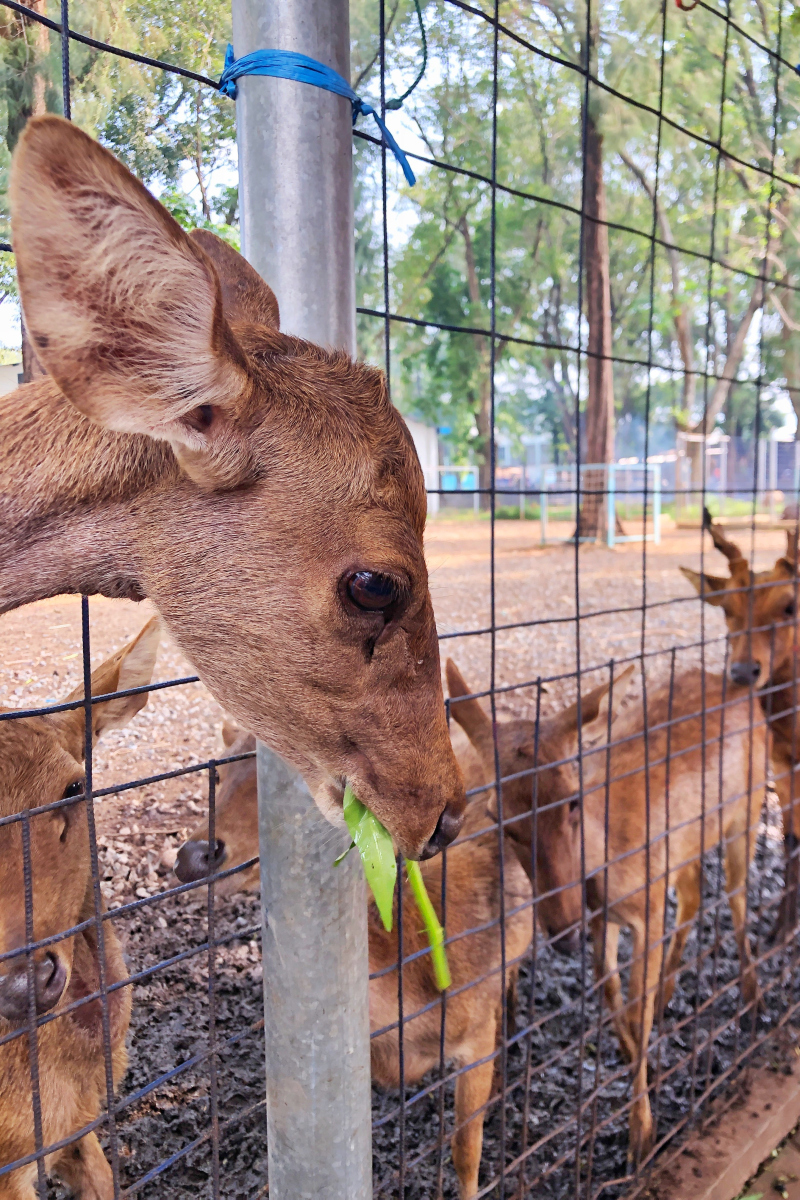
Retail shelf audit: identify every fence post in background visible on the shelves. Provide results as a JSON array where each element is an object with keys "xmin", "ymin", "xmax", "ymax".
[
  {"xmin": 758, "ymin": 437, "xmax": 767, "ymax": 511},
  {"xmin": 653, "ymin": 464, "xmax": 661, "ymax": 545},
  {"xmin": 607, "ymin": 463, "xmax": 616, "ymax": 549},
  {"xmin": 231, "ymin": 1, "xmax": 373, "ymax": 1197}
]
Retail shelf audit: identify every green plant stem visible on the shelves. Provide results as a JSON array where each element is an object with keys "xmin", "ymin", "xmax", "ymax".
[{"xmin": 404, "ymin": 859, "xmax": 451, "ymax": 991}]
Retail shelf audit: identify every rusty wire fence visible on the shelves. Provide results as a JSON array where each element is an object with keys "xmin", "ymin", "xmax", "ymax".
[{"xmin": 2, "ymin": 1, "xmax": 800, "ymax": 1199}]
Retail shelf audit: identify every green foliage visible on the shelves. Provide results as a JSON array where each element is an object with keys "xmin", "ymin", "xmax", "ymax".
[
  {"xmin": 340, "ymin": 785, "xmax": 397, "ymax": 932},
  {"xmin": 0, "ymin": 0, "xmax": 235, "ymax": 276},
  {"xmin": 351, "ymin": 0, "xmax": 798, "ymax": 457}
]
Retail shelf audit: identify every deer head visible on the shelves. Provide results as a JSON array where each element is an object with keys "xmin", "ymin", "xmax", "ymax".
[
  {"xmin": 445, "ymin": 661, "xmax": 632, "ymax": 954},
  {"xmin": 174, "ymin": 723, "xmax": 261, "ymax": 897},
  {"xmin": 0, "ymin": 619, "xmax": 159, "ymax": 1026},
  {"xmin": 7, "ymin": 116, "xmax": 464, "ymax": 858},
  {"xmin": 681, "ymin": 508, "xmax": 799, "ymax": 687}
]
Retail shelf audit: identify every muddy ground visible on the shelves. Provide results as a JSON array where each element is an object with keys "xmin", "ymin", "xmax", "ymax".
[{"xmin": 3, "ymin": 520, "xmax": 798, "ymax": 1198}]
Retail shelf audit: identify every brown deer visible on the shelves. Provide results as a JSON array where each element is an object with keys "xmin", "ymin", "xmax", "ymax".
[
  {"xmin": 445, "ymin": 660, "xmax": 766, "ymax": 1166},
  {"xmin": 2, "ymin": 114, "xmax": 464, "ymax": 859},
  {"xmin": 175, "ymin": 720, "xmax": 532, "ymax": 1200},
  {"xmin": 681, "ymin": 508, "xmax": 800, "ymax": 932},
  {"xmin": 0, "ymin": 618, "xmax": 160, "ymax": 1199}
]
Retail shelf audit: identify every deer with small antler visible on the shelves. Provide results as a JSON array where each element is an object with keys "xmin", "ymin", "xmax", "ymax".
[{"xmin": 682, "ymin": 508, "xmax": 799, "ymax": 933}]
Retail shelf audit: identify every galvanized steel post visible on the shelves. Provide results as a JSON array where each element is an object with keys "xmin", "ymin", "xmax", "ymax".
[{"xmin": 231, "ymin": 1, "xmax": 372, "ymax": 1196}]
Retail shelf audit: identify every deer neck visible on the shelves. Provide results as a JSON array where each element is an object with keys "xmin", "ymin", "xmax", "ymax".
[{"xmin": 0, "ymin": 379, "xmax": 177, "ymax": 612}]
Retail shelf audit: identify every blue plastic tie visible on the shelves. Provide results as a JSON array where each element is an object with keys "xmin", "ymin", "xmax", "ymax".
[{"xmin": 218, "ymin": 45, "xmax": 416, "ymax": 187}]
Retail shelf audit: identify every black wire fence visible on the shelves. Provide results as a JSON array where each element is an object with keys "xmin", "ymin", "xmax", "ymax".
[{"xmin": 2, "ymin": 1, "xmax": 800, "ymax": 1198}]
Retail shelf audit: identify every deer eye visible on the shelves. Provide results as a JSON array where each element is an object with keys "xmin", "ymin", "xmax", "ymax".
[
  {"xmin": 345, "ymin": 571, "xmax": 402, "ymax": 613},
  {"xmin": 785, "ymin": 601, "xmax": 796, "ymax": 618},
  {"xmin": 63, "ymin": 780, "xmax": 84, "ymax": 800}
]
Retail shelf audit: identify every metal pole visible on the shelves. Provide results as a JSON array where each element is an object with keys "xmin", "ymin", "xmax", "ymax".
[
  {"xmin": 232, "ymin": 3, "xmax": 372, "ymax": 1198},
  {"xmin": 607, "ymin": 463, "xmax": 616, "ymax": 549},
  {"xmin": 653, "ymin": 464, "xmax": 661, "ymax": 545}
]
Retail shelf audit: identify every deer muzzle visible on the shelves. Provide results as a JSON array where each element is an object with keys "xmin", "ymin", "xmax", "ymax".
[
  {"xmin": 0, "ymin": 951, "xmax": 67, "ymax": 1022},
  {"xmin": 730, "ymin": 658, "xmax": 761, "ymax": 686},
  {"xmin": 174, "ymin": 838, "xmax": 228, "ymax": 883}
]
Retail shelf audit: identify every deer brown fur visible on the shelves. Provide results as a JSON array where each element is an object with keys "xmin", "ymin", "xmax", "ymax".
[
  {"xmin": 446, "ymin": 660, "xmax": 766, "ymax": 1165},
  {"xmin": 0, "ymin": 619, "xmax": 160, "ymax": 1199},
  {"xmin": 2, "ymin": 115, "xmax": 464, "ymax": 858},
  {"xmin": 175, "ymin": 722, "xmax": 532, "ymax": 1200},
  {"xmin": 682, "ymin": 509, "xmax": 800, "ymax": 930}
]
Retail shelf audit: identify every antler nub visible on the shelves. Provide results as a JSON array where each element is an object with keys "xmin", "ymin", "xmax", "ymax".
[{"xmin": 703, "ymin": 506, "xmax": 745, "ymax": 565}]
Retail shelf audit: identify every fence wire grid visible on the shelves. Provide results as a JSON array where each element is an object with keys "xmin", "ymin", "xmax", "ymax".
[{"xmin": 2, "ymin": 1, "xmax": 800, "ymax": 1199}]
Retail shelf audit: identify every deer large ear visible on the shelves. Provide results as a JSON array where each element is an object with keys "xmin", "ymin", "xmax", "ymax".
[
  {"xmin": 53, "ymin": 617, "xmax": 161, "ymax": 752},
  {"xmin": 446, "ymin": 659, "xmax": 493, "ymax": 753},
  {"xmin": 10, "ymin": 117, "xmax": 257, "ymax": 489},
  {"xmin": 680, "ymin": 565, "xmax": 732, "ymax": 607},
  {"xmin": 190, "ymin": 230, "xmax": 280, "ymax": 329},
  {"xmin": 556, "ymin": 663, "xmax": 635, "ymax": 749}
]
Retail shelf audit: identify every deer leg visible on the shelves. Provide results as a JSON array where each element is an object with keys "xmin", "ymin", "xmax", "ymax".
[
  {"xmin": 658, "ymin": 862, "xmax": 700, "ymax": 1017},
  {"xmin": 452, "ymin": 1018, "xmax": 498, "ymax": 1200},
  {"xmin": 772, "ymin": 762, "xmax": 800, "ymax": 940},
  {"xmin": 591, "ymin": 919, "xmax": 637, "ymax": 1061},
  {"xmin": 725, "ymin": 830, "xmax": 760, "ymax": 1012},
  {"xmin": 506, "ymin": 970, "xmax": 518, "ymax": 1035},
  {"xmin": 492, "ymin": 969, "xmax": 519, "ymax": 1095},
  {"xmin": 52, "ymin": 1132, "xmax": 113, "ymax": 1200},
  {"xmin": 625, "ymin": 923, "xmax": 662, "ymax": 1167}
]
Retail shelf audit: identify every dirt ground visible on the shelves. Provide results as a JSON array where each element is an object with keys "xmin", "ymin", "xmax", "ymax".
[{"xmin": 2, "ymin": 518, "xmax": 797, "ymax": 1198}]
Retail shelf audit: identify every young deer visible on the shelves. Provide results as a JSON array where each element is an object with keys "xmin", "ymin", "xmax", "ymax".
[
  {"xmin": 0, "ymin": 618, "xmax": 160, "ymax": 1199},
  {"xmin": 3, "ymin": 115, "xmax": 464, "ymax": 858},
  {"xmin": 682, "ymin": 509, "xmax": 800, "ymax": 932},
  {"xmin": 175, "ymin": 722, "xmax": 532, "ymax": 1200},
  {"xmin": 446, "ymin": 660, "xmax": 766, "ymax": 1166}
]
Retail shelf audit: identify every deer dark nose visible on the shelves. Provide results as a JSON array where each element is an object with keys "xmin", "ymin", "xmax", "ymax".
[
  {"xmin": 730, "ymin": 659, "xmax": 761, "ymax": 686},
  {"xmin": 174, "ymin": 838, "xmax": 227, "ymax": 883},
  {"xmin": 419, "ymin": 804, "xmax": 464, "ymax": 860},
  {"xmin": 0, "ymin": 952, "xmax": 67, "ymax": 1021}
]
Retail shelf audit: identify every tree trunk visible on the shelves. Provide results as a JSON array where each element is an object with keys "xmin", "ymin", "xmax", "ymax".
[
  {"xmin": 618, "ymin": 150, "xmax": 696, "ymax": 416},
  {"xmin": 576, "ymin": 109, "xmax": 615, "ymax": 541},
  {"xmin": 691, "ymin": 277, "xmax": 763, "ymax": 436},
  {"xmin": 459, "ymin": 216, "xmax": 493, "ymax": 510}
]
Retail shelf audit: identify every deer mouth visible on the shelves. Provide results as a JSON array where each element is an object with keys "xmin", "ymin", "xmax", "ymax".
[
  {"xmin": 66, "ymin": 928, "xmax": 128, "ymax": 1042},
  {"xmin": 314, "ymin": 777, "xmax": 348, "ymax": 827}
]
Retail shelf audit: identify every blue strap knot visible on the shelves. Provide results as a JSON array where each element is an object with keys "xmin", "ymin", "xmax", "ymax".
[{"xmin": 218, "ymin": 45, "xmax": 416, "ymax": 187}]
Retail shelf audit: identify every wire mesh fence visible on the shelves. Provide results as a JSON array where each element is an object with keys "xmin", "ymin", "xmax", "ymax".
[{"xmin": 2, "ymin": 0, "xmax": 800, "ymax": 1198}]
